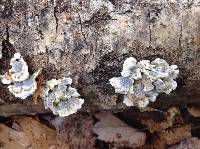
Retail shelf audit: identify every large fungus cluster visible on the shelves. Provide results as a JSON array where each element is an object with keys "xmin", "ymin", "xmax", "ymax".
[
  {"xmin": 0, "ymin": 53, "xmax": 40, "ymax": 99},
  {"xmin": 41, "ymin": 78, "xmax": 84, "ymax": 117},
  {"xmin": 109, "ymin": 57, "xmax": 179, "ymax": 108}
]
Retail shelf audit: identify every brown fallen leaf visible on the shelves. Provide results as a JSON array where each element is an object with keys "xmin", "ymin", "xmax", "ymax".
[
  {"xmin": 0, "ymin": 117, "xmax": 69, "ymax": 149},
  {"xmin": 187, "ymin": 106, "xmax": 200, "ymax": 117},
  {"xmin": 145, "ymin": 125, "xmax": 192, "ymax": 149},
  {"xmin": 11, "ymin": 120, "xmax": 22, "ymax": 131},
  {"xmin": 142, "ymin": 107, "xmax": 183, "ymax": 133},
  {"xmin": 49, "ymin": 114, "xmax": 95, "ymax": 149},
  {"xmin": 168, "ymin": 137, "xmax": 200, "ymax": 149},
  {"xmin": 93, "ymin": 112, "xmax": 146, "ymax": 148},
  {"xmin": 0, "ymin": 123, "xmax": 30, "ymax": 149},
  {"xmin": 158, "ymin": 124, "xmax": 192, "ymax": 145},
  {"xmin": 138, "ymin": 108, "xmax": 192, "ymax": 148}
]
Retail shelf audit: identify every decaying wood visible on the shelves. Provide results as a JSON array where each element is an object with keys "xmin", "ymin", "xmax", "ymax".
[
  {"xmin": 0, "ymin": 0, "xmax": 200, "ymax": 116},
  {"xmin": 0, "ymin": 83, "xmax": 199, "ymax": 117}
]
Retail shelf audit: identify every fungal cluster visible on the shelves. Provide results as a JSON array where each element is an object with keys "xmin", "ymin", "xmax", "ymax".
[
  {"xmin": 0, "ymin": 52, "xmax": 179, "ymax": 116},
  {"xmin": 41, "ymin": 78, "xmax": 84, "ymax": 117},
  {"xmin": 109, "ymin": 57, "xmax": 179, "ymax": 108},
  {"xmin": 0, "ymin": 53, "xmax": 40, "ymax": 99}
]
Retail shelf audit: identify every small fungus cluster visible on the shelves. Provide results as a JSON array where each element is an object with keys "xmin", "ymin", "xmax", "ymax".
[
  {"xmin": 109, "ymin": 57, "xmax": 179, "ymax": 108},
  {"xmin": 41, "ymin": 78, "xmax": 84, "ymax": 117},
  {"xmin": 0, "ymin": 53, "xmax": 40, "ymax": 99},
  {"xmin": 0, "ymin": 53, "xmax": 84, "ymax": 117}
]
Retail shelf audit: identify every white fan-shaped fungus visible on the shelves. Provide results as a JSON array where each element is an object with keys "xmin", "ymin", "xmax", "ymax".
[
  {"xmin": 0, "ymin": 53, "xmax": 40, "ymax": 99},
  {"xmin": 41, "ymin": 77, "xmax": 84, "ymax": 117},
  {"xmin": 109, "ymin": 57, "xmax": 179, "ymax": 109},
  {"xmin": 9, "ymin": 53, "xmax": 29, "ymax": 82}
]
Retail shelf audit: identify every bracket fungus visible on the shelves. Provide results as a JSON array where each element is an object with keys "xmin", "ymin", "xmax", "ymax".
[
  {"xmin": 41, "ymin": 77, "xmax": 84, "ymax": 117},
  {"xmin": 0, "ymin": 53, "xmax": 40, "ymax": 99},
  {"xmin": 109, "ymin": 57, "xmax": 179, "ymax": 109}
]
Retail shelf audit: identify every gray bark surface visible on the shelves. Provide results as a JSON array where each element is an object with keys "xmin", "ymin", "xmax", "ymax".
[{"xmin": 0, "ymin": 0, "xmax": 200, "ymax": 116}]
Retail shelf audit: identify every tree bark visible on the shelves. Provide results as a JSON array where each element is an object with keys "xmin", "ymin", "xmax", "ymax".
[{"xmin": 0, "ymin": 0, "xmax": 200, "ymax": 116}]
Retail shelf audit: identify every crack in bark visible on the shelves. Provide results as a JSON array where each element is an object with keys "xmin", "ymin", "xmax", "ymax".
[
  {"xmin": 5, "ymin": 25, "xmax": 9, "ymax": 41},
  {"xmin": 83, "ymin": 10, "xmax": 116, "ymax": 27},
  {"xmin": 147, "ymin": 9, "xmax": 152, "ymax": 47},
  {"xmin": 53, "ymin": 6, "xmax": 58, "ymax": 32},
  {"xmin": 179, "ymin": 23, "xmax": 183, "ymax": 50},
  {"xmin": 116, "ymin": 10, "xmax": 133, "ymax": 15},
  {"xmin": 78, "ymin": 12, "xmax": 87, "ymax": 45},
  {"xmin": 1, "ymin": 25, "xmax": 15, "ymax": 71}
]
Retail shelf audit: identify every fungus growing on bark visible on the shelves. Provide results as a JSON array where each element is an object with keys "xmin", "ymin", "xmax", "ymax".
[
  {"xmin": 41, "ymin": 77, "xmax": 84, "ymax": 117},
  {"xmin": 109, "ymin": 57, "xmax": 179, "ymax": 109},
  {"xmin": 0, "ymin": 53, "xmax": 40, "ymax": 99}
]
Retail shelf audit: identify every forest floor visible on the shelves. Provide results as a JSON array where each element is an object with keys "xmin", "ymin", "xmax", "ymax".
[{"xmin": 0, "ymin": 104, "xmax": 199, "ymax": 149}]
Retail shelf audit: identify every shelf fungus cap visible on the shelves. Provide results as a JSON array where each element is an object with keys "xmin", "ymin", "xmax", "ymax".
[
  {"xmin": 41, "ymin": 77, "xmax": 84, "ymax": 117},
  {"xmin": 7, "ymin": 70, "xmax": 40, "ymax": 99},
  {"xmin": 123, "ymin": 95, "xmax": 134, "ymax": 107},
  {"xmin": 0, "ymin": 53, "xmax": 41, "ymax": 99},
  {"xmin": 110, "ymin": 57, "xmax": 179, "ymax": 109},
  {"xmin": 121, "ymin": 57, "xmax": 142, "ymax": 80},
  {"xmin": 9, "ymin": 53, "xmax": 29, "ymax": 82},
  {"xmin": 109, "ymin": 77, "xmax": 134, "ymax": 94}
]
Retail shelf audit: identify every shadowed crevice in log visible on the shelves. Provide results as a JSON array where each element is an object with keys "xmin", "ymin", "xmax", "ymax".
[{"xmin": 0, "ymin": 80, "xmax": 199, "ymax": 117}]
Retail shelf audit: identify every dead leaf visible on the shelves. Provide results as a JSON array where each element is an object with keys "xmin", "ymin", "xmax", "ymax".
[
  {"xmin": 142, "ymin": 107, "xmax": 183, "ymax": 133},
  {"xmin": 0, "ymin": 123, "xmax": 30, "ymax": 149},
  {"xmin": 0, "ymin": 117, "xmax": 69, "ymax": 149},
  {"xmin": 49, "ymin": 114, "xmax": 95, "ymax": 149},
  {"xmin": 93, "ymin": 112, "xmax": 146, "ymax": 148},
  {"xmin": 158, "ymin": 125, "xmax": 192, "ymax": 145},
  {"xmin": 11, "ymin": 120, "xmax": 22, "ymax": 131},
  {"xmin": 147, "ymin": 125, "xmax": 192, "ymax": 148},
  {"xmin": 187, "ymin": 106, "xmax": 200, "ymax": 117},
  {"xmin": 168, "ymin": 137, "xmax": 200, "ymax": 149}
]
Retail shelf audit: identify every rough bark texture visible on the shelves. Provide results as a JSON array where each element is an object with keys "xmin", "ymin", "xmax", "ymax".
[{"xmin": 0, "ymin": 0, "xmax": 200, "ymax": 116}]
